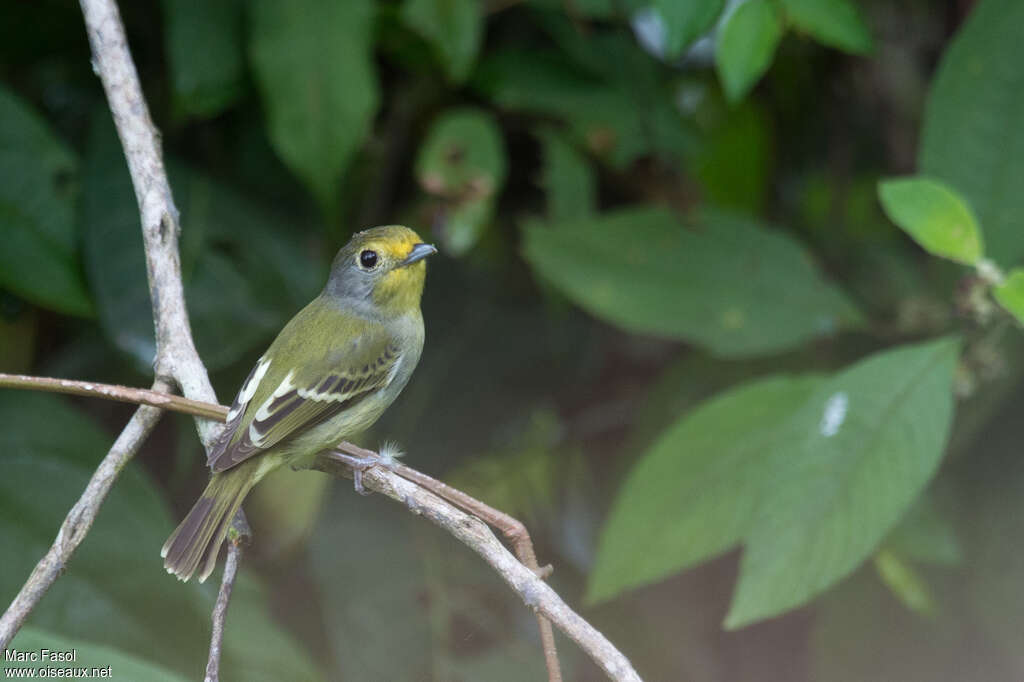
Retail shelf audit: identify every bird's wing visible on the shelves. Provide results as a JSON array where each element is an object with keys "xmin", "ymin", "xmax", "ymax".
[{"xmin": 207, "ymin": 308, "xmax": 401, "ymax": 473}]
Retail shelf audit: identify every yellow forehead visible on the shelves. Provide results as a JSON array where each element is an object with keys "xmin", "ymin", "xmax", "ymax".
[{"xmin": 354, "ymin": 225, "xmax": 424, "ymax": 261}]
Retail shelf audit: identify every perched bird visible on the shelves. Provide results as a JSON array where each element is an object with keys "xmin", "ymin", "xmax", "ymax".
[{"xmin": 162, "ymin": 225, "xmax": 436, "ymax": 582}]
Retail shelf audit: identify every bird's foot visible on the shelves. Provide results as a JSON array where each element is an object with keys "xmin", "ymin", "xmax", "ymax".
[
  {"xmin": 331, "ymin": 450, "xmax": 379, "ymax": 496},
  {"xmin": 332, "ymin": 445, "xmax": 401, "ymax": 496}
]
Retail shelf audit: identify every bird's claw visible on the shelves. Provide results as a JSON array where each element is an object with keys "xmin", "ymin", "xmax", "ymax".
[{"xmin": 332, "ymin": 449, "xmax": 382, "ymax": 496}]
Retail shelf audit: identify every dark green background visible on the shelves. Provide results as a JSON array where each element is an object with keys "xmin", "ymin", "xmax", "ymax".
[{"xmin": 2, "ymin": 0, "xmax": 1023, "ymax": 680}]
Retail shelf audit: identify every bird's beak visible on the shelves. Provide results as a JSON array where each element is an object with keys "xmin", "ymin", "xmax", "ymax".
[{"xmin": 401, "ymin": 243, "xmax": 438, "ymax": 266}]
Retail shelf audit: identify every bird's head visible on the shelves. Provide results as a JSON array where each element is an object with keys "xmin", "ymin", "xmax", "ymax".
[{"xmin": 325, "ymin": 225, "xmax": 437, "ymax": 315}]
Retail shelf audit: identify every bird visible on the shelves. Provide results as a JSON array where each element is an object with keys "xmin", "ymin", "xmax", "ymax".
[{"xmin": 162, "ymin": 225, "xmax": 436, "ymax": 582}]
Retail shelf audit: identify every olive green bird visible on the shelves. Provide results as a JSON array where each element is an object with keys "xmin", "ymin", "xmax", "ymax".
[{"xmin": 162, "ymin": 225, "xmax": 436, "ymax": 582}]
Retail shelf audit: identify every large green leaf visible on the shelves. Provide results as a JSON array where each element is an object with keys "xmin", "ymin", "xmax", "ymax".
[
  {"xmin": 0, "ymin": 87, "xmax": 91, "ymax": 316},
  {"xmin": 878, "ymin": 176, "xmax": 984, "ymax": 265},
  {"xmin": 80, "ymin": 112, "xmax": 320, "ymax": 369},
  {"xmin": 161, "ymin": 0, "xmax": 244, "ymax": 117},
  {"xmin": 920, "ymin": 0, "xmax": 1024, "ymax": 267},
  {"xmin": 780, "ymin": 0, "xmax": 873, "ymax": 54},
  {"xmin": 249, "ymin": 0, "xmax": 378, "ymax": 209},
  {"xmin": 727, "ymin": 337, "xmax": 959, "ymax": 627},
  {"xmin": 79, "ymin": 111, "xmax": 155, "ymax": 365},
  {"xmin": 654, "ymin": 0, "xmax": 724, "ymax": 57},
  {"xmin": 588, "ymin": 338, "xmax": 959, "ymax": 628},
  {"xmin": 8, "ymin": 628, "xmax": 188, "ymax": 681},
  {"xmin": 522, "ymin": 206, "xmax": 861, "ymax": 357},
  {"xmin": 588, "ymin": 374, "xmax": 825, "ymax": 603},
  {"xmin": 401, "ymin": 0, "xmax": 483, "ymax": 83},
  {"xmin": 715, "ymin": 0, "xmax": 784, "ymax": 102},
  {"xmin": 0, "ymin": 392, "xmax": 322, "ymax": 680}
]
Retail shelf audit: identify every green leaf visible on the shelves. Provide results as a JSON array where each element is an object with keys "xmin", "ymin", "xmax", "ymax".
[
  {"xmin": 588, "ymin": 374, "xmax": 825, "ymax": 603},
  {"xmin": 80, "ymin": 111, "xmax": 155, "ymax": 365},
  {"xmin": 654, "ymin": 0, "xmax": 725, "ymax": 57},
  {"xmin": 162, "ymin": 0, "xmax": 244, "ymax": 117},
  {"xmin": 401, "ymin": 0, "xmax": 483, "ymax": 83},
  {"xmin": 8, "ymin": 628, "xmax": 188, "ymax": 681},
  {"xmin": 475, "ymin": 35, "xmax": 695, "ymax": 168},
  {"xmin": 81, "ymin": 112, "xmax": 320, "ymax": 369},
  {"xmin": 727, "ymin": 337, "xmax": 960, "ymax": 627},
  {"xmin": 415, "ymin": 108, "xmax": 506, "ymax": 255},
  {"xmin": 537, "ymin": 129, "xmax": 596, "ymax": 221},
  {"xmin": 589, "ymin": 338, "xmax": 959, "ymax": 625},
  {"xmin": 416, "ymin": 108, "xmax": 507, "ymax": 199},
  {"xmin": 993, "ymin": 268, "xmax": 1024, "ymax": 324},
  {"xmin": 920, "ymin": 0, "xmax": 1024, "ymax": 266},
  {"xmin": 872, "ymin": 549, "xmax": 935, "ymax": 615},
  {"xmin": 249, "ymin": 0, "xmax": 378, "ymax": 210},
  {"xmin": 715, "ymin": 0, "xmax": 784, "ymax": 102},
  {"xmin": 0, "ymin": 87, "xmax": 92, "ymax": 316},
  {"xmin": 881, "ymin": 493, "xmax": 961, "ymax": 567},
  {"xmin": 780, "ymin": 0, "xmax": 873, "ymax": 54},
  {"xmin": 0, "ymin": 393, "xmax": 323, "ymax": 680},
  {"xmin": 878, "ymin": 176, "xmax": 984, "ymax": 265},
  {"xmin": 522, "ymin": 206, "xmax": 861, "ymax": 357}
]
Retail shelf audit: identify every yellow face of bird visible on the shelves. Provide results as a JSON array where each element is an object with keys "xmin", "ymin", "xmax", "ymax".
[{"xmin": 327, "ymin": 225, "xmax": 437, "ymax": 314}]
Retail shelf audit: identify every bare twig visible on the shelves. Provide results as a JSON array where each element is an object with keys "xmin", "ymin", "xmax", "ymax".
[
  {"xmin": 314, "ymin": 451, "xmax": 642, "ymax": 682},
  {"xmin": 0, "ymin": 373, "xmax": 640, "ymax": 680},
  {"xmin": 2, "ymin": 1, "xmax": 640, "ymax": 679},
  {"xmin": 79, "ymin": 0, "xmax": 220, "ymax": 429},
  {"xmin": 205, "ymin": 512, "xmax": 251, "ymax": 682},
  {"xmin": 0, "ymin": 382, "xmax": 169, "ymax": 648},
  {"xmin": 1, "ymin": 0, "xmax": 239, "ymax": 658},
  {"xmin": 77, "ymin": 1, "xmax": 253, "ymax": 674},
  {"xmin": 0, "ymin": 373, "xmax": 229, "ymax": 421},
  {"xmin": 336, "ymin": 442, "xmax": 562, "ymax": 682}
]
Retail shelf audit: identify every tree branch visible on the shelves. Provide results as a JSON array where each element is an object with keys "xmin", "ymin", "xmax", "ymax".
[
  {"xmin": 0, "ymin": 373, "xmax": 229, "ymax": 421},
  {"xmin": 0, "ymin": 373, "xmax": 641, "ymax": 681},
  {"xmin": 0, "ymin": 381, "xmax": 169, "ymax": 648},
  {"xmin": 1, "ymin": 0, "xmax": 238, "ymax": 659},
  {"xmin": 205, "ymin": 513, "xmax": 250, "ymax": 682},
  {"xmin": 314, "ymin": 451, "xmax": 642, "ymax": 682},
  {"xmin": 336, "ymin": 442, "xmax": 562, "ymax": 680},
  {"xmin": 78, "ymin": 0, "xmax": 219, "ymax": 430},
  {"xmin": 1, "ymin": 1, "xmax": 639, "ymax": 680}
]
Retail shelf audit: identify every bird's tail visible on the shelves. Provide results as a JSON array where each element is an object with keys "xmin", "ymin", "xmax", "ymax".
[{"xmin": 161, "ymin": 465, "xmax": 255, "ymax": 583}]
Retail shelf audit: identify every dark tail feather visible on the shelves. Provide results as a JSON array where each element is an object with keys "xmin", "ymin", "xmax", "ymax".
[{"xmin": 161, "ymin": 468, "xmax": 254, "ymax": 583}]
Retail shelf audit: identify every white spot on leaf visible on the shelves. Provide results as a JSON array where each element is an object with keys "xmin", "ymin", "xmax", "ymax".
[{"xmin": 820, "ymin": 391, "xmax": 848, "ymax": 438}]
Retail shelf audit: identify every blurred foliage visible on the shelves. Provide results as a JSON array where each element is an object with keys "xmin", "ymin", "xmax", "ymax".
[{"xmin": 1, "ymin": 0, "xmax": 1024, "ymax": 680}]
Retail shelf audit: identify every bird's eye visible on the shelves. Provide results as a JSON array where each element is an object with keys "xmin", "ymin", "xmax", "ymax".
[{"xmin": 359, "ymin": 250, "xmax": 379, "ymax": 269}]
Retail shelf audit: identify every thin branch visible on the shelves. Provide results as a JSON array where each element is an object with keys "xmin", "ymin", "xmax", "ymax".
[
  {"xmin": 205, "ymin": 512, "xmax": 251, "ymax": 682},
  {"xmin": 0, "ymin": 374, "xmax": 641, "ymax": 680},
  {"xmin": 336, "ymin": 442, "xmax": 561, "ymax": 681},
  {"xmin": 79, "ymin": 0, "xmax": 220, "ymax": 430},
  {"xmin": 314, "ymin": 451, "xmax": 642, "ymax": 682},
  {"xmin": 1, "ymin": 0, "xmax": 240, "ymax": 659},
  {"xmin": 0, "ymin": 381, "xmax": 170, "ymax": 648},
  {"xmin": 0, "ymin": 373, "xmax": 229, "ymax": 421},
  {"xmin": 3, "ymin": 2, "xmax": 638, "ymax": 679}
]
